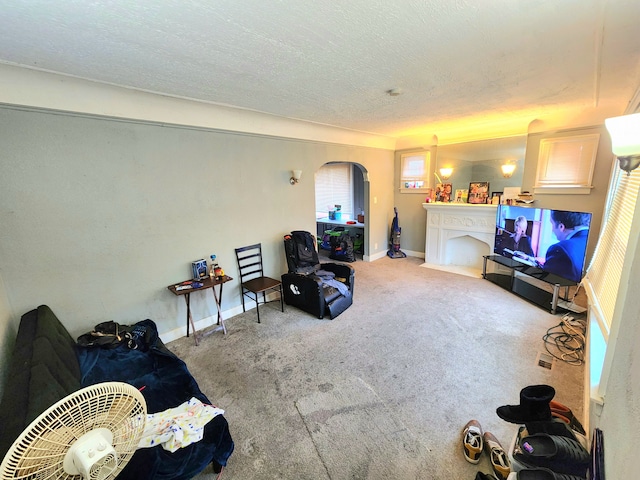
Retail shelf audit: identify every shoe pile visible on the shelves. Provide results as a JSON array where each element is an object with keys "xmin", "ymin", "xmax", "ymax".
[
  {"xmin": 498, "ymin": 385, "xmax": 589, "ymax": 479},
  {"xmin": 462, "ymin": 385, "xmax": 589, "ymax": 480},
  {"xmin": 462, "ymin": 420, "xmax": 511, "ymax": 480}
]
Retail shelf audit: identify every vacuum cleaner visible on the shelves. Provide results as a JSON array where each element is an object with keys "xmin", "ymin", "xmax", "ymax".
[{"xmin": 387, "ymin": 207, "xmax": 407, "ymax": 258}]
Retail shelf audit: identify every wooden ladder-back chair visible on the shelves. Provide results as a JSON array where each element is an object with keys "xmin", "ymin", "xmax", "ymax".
[{"xmin": 234, "ymin": 243, "xmax": 284, "ymax": 323}]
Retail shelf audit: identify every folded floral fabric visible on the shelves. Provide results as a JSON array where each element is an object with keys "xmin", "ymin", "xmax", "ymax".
[{"xmin": 138, "ymin": 397, "xmax": 225, "ymax": 452}]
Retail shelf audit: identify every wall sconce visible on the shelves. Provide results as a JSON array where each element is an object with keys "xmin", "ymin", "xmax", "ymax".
[
  {"xmin": 501, "ymin": 164, "xmax": 516, "ymax": 178},
  {"xmin": 290, "ymin": 170, "xmax": 302, "ymax": 185},
  {"xmin": 605, "ymin": 112, "xmax": 640, "ymax": 175},
  {"xmin": 439, "ymin": 167, "xmax": 453, "ymax": 180}
]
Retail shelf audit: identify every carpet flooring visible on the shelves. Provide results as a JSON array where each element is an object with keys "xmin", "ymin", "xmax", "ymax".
[{"xmin": 168, "ymin": 255, "xmax": 585, "ymax": 479}]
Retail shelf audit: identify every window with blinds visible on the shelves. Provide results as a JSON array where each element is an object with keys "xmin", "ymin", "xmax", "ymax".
[
  {"xmin": 400, "ymin": 151, "xmax": 431, "ymax": 192},
  {"xmin": 585, "ymin": 166, "xmax": 640, "ymax": 331},
  {"xmin": 315, "ymin": 163, "xmax": 353, "ymax": 216},
  {"xmin": 534, "ymin": 134, "xmax": 599, "ymax": 194}
]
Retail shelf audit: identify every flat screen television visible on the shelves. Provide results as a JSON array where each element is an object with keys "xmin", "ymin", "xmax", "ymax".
[{"xmin": 494, "ymin": 205, "xmax": 593, "ymax": 284}]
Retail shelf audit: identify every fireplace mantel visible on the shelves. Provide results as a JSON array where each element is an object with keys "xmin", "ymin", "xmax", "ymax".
[{"xmin": 422, "ymin": 203, "xmax": 498, "ymax": 276}]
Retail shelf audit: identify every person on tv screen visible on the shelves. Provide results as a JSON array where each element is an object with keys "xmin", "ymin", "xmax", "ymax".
[
  {"xmin": 543, "ymin": 210, "xmax": 591, "ymax": 282},
  {"xmin": 502, "ymin": 216, "xmax": 534, "ymax": 260}
]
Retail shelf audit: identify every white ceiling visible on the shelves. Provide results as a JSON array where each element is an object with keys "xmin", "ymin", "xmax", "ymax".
[{"xmin": 1, "ymin": 0, "xmax": 639, "ymax": 141}]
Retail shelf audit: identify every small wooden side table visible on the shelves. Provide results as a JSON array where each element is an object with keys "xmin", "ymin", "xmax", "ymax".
[{"xmin": 167, "ymin": 275, "xmax": 232, "ymax": 345}]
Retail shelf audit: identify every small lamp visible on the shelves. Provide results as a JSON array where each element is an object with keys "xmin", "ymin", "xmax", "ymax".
[
  {"xmin": 501, "ymin": 164, "xmax": 516, "ymax": 178},
  {"xmin": 439, "ymin": 167, "xmax": 453, "ymax": 180},
  {"xmin": 605, "ymin": 113, "xmax": 640, "ymax": 176},
  {"xmin": 290, "ymin": 169, "xmax": 302, "ymax": 185}
]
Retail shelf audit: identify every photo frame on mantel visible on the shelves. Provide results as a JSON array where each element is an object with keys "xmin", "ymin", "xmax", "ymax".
[
  {"xmin": 468, "ymin": 182, "xmax": 489, "ymax": 204},
  {"xmin": 455, "ymin": 189, "xmax": 468, "ymax": 203}
]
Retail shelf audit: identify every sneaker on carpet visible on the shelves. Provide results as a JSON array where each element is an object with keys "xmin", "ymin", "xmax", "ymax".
[
  {"xmin": 483, "ymin": 431, "xmax": 511, "ymax": 480},
  {"xmin": 462, "ymin": 419, "xmax": 484, "ymax": 464}
]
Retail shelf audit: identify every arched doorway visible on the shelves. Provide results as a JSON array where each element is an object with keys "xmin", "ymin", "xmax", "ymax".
[{"xmin": 315, "ymin": 162, "xmax": 369, "ymax": 259}]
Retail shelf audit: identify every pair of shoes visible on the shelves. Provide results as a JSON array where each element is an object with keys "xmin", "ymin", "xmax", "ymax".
[
  {"xmin": 513, "ymin": 432, "xmax": 589, "ymax": 477},
  {"xmin": 506, "ymin": 467, "xmax": 586, "ymax": 479},
  {"xmin": 463, "ymin": 420, "xmax": 484, "ymax": 464},
  {"xmin": 462, "ymin": 420, "xmax": 511, "ymax": 479},
  {"xmin": 484, "ymin": 432, "xmax": 511, "ymax": 480}
]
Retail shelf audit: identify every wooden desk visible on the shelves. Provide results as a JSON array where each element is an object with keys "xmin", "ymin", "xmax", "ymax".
[{"xmin": 167, "ymin": 275, "xmax": 232, "ymax": 345}]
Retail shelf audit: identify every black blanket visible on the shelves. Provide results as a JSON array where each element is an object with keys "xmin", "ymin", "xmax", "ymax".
[{"xmin": 76, "ymin": 319, "xmax": 234, "ymax": 479}]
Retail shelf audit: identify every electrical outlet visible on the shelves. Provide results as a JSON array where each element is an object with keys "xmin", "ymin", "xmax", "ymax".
[{"xmin": 374, "ymin": 242, "xmax": 378, "ymax": 249}]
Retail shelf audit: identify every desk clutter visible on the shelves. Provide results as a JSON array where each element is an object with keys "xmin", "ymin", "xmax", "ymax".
[
  {"xmin": 175, "ymin": 280, "xmax": 203, "ymax": 291},
  {"xmin": 328, "ymin": 204, "xmax": 342, "ymax": 220},
  {"xmin": 168, "ymin": 257, "xmax": 233, "ymax": 343},
  {"xmin": 319, "ymin": 226, "xmax": 363, "ymax": 259}
]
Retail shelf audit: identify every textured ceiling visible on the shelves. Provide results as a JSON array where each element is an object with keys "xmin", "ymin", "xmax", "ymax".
[{"xmin": 1, "ymin": 0, "xmax": 639, "ymax": 140}]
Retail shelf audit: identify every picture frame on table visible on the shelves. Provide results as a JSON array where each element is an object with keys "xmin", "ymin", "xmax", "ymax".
[
  {"xmin": 468, "ymin": 182, "xmax": 490, "ymax": 204},
  {"xmin": 191, "ymin": 259, "xmax": 208, "ymax": 280},
  {"xmin": 491, "ymin": 191, "xmax": 503, "ymax": 205}
]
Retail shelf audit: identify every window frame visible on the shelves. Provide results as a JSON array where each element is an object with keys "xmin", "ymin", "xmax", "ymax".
[
  {"xmin": 400, "ymin": 150, "xmax": 432, "ymax": 193},
  {"xmin": 534, "ymin": 134, "xmax": 599, "ymax": 194}
]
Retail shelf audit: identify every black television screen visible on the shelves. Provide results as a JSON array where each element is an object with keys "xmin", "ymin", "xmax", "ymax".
[{"xmin": 494, "ymin": 205, "xmax": 593, "ymax": 284}]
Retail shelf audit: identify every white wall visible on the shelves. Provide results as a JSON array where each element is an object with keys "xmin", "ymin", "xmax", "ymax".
[{"xmin": 0, "ymin": 107, "xmax": 394, "ymax": 340}]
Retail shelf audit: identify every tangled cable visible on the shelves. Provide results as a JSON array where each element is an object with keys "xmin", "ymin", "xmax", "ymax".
[{"xmin": 542, "ymin": 313, "xmax": 587, "ymax": 366}]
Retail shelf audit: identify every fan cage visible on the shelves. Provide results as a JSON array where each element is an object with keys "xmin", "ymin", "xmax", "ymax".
[{"xmin": 1, "ymin": 382, "xmax": 146, "ymax": 480}]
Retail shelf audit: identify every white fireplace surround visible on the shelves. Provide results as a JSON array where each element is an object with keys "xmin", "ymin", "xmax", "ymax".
[{"xmin": 422, "ymin": 203, "xmax": 498, "ymax": 277}]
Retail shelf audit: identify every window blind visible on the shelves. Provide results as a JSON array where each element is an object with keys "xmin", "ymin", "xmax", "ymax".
[
  {"xmin": 400, "ymin": 151, "xmax": 431, "ymax": 190},
  {"xmin": 402, "ymin": 154, "xmax": 426, "ymax": 180},
  {"xmin": 315, "ymin": 163, "xmax": 353, "ymax": 216},
  {"xmin": 536, "ymin": 134, "xmax": 599, "ymax": 187},
  {"xmin": 585, "ymin": 163, "xmax": 640, "ymax": 329}
]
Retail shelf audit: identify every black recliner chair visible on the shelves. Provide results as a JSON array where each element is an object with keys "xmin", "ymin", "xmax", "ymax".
[{"xmin": 282, "ymin": 231, "xmax": 355, "ymax": 319}]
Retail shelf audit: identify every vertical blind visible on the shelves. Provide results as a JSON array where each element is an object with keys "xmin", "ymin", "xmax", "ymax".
[
  {"xmin": 585, "ymin": 162, "xmax": 640, "ymax": 329},
  {"xmin": 315, "ymin": 163, "xmax": 353, "ymax": 216}
]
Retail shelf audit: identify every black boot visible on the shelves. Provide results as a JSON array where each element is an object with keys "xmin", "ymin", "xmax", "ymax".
[{"xmin": 496, "ymin": 385, "xmax": 555, "ymax": 424}]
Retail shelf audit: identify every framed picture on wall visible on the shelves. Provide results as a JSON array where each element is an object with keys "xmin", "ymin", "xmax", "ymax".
[{"xmin": 468, "ymin": 182, "xmax": 490, "ymax": 204}]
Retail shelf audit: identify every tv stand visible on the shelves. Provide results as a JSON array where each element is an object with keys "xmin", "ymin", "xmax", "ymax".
[{"xmin": 482, "ymin": 255, "xmax": 575, "ymax": 314}]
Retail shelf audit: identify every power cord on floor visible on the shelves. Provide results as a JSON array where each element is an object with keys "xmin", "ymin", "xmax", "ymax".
[{"xmin": 542, "ymin": 313, "xmax": 587, "ymax": 366}]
